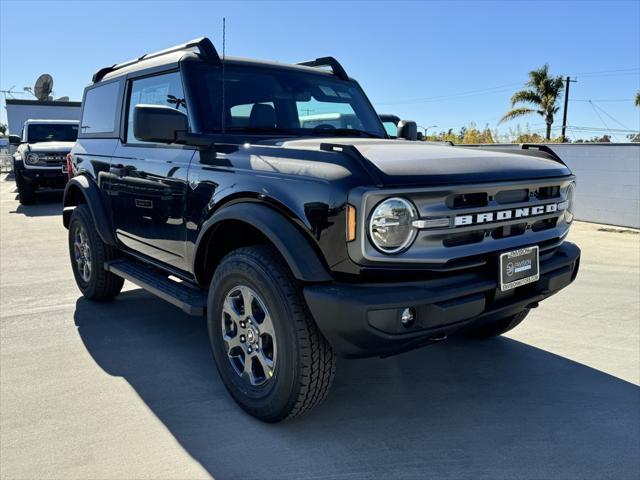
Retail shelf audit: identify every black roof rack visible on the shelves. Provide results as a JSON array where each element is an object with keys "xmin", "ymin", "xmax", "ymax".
[
  {"xmin": 520, "ymin": 144, "xmax": 565, "ymax": 164},
  {"xmin": 92, "ymin": 37, "xmax": 221, "ymax": 83},
  {"xmin": 297, "ymin": 57, "xmax": 349, "ymax": 80}
]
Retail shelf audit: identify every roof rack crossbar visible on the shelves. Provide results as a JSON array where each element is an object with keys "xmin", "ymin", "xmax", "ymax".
[
  {"xmin": 520, "ymin": 144, "xmax": 566, "ymax": 165},
  {"xmin": 92, "ymin": 37, "xmax": 220, "ymax": 83},
  {"xmin": 297, "ymin": 57, "xmax": 349, "ymax": 80}
]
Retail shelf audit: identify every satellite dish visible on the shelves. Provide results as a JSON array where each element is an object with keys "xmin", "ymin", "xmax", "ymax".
[
  {"xmin": 55, "ymin": 96, "xmax": 69, "ymax": 102},
  {"xmin": 34, "ymin": 74, "xmax": 53, "ymax": 101}
]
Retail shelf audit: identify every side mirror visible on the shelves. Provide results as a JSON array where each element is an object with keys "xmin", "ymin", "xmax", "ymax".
[
  {"xmin": 133, "ymin": 104, "xmax": 188, "ymax": 143},
  {"xmin": 8, "ymin": 135, "xmax": 21, "ymax": 146},
  {"xmin": 397, "ymin": 120, "xmax": 418, "ymax": 141}
]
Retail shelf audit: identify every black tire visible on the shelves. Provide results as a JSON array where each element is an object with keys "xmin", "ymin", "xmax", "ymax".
[
  {"xmin": 16, "ymin": 174, "xmax": 35, "ymax": 205},
  {"xmin": 465, "ymin": 309, "xmax": 530, "ymax": 339},
  {"xmin": 207, "ymin": 245, "xmax": 336, "ymax": 422},
  {"xmin": 68, "ymin": 204, "xmax": 124, "ymax": 300}
]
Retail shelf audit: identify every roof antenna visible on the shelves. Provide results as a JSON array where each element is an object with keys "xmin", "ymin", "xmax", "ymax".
[{"xmin": 221, "ymin": 17, "xmax": 226, "ymax": 135}]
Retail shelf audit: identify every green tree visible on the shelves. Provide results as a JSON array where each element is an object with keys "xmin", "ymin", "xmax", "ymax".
[
  {"xmin": 635, "ymin": 91, "xmax": 639, "ymax": 107},
  {"xmin": 499, "ymin": 64, "xmax": 564, "ymax": 140},
  {"xmin": 0, "ymin": 123, "xmax": 6, "ymax": 135},
  {"xmin": 514, "ymin": 133, "xmax": 545, "ymax": 143}
]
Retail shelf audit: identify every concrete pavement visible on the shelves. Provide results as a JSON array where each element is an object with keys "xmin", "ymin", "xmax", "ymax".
[{"xmin": 1, "ymin": 175, "xmax": 638, "ymax": 480}]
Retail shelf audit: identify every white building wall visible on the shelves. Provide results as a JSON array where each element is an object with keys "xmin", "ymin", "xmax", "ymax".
[
  {"xmin": 6, "ymin": 102, "xmax": 81, "ymax": 136},
  {"xmin": 464, "ymin": 143, "xmax": 640, "ymax": 228},
  {"xmin": 543, "ymin": 144, "xmax": 639, "ymax": 229}
]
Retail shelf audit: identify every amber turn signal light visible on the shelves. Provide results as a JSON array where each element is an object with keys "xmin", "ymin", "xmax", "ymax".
[{"xmin": 346, "ymin": 204, "xmax": 357, "ymax": 242}]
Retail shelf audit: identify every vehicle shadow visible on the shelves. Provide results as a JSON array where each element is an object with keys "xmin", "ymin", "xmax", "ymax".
[
  {"xmin": 74, "ymin": 291, "xmax": 640, "ymax": 480},
  {"xmin": 9, "ymin": 191, "xmax": 63, "ymax": 217}
]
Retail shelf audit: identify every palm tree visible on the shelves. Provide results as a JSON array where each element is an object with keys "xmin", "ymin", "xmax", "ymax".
[
  {"xmin": 635, "ymin": 91, "xmax": 639, "ymax": 107},
  {"xmin": 500, "ymin": 64, "xmax": 565, "ymax": 140}
]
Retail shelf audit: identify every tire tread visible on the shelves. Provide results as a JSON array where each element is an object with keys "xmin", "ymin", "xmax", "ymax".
[
  {"xmin": 212, "ymin": 245, "xmax": 336, "ymax": 421},
  {"xmin": 69, "ymin": 204, "xmax": 123, "ymax": 300}
]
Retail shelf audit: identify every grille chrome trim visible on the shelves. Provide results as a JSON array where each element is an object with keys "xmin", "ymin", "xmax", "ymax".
[
  {"xmin": 349, "ymin": 176, "xmax": 575, "ymax": 267},
  {"xmin": 22, "ymin": 151, "xmax": 69, "ymax": 169}
]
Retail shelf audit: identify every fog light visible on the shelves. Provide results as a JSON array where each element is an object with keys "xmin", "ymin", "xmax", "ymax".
[{"xmin": 401, "ymin": 307, "xmax": 416, "ymax": 328}]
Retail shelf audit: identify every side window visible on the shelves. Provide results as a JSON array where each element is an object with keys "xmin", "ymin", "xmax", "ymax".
[
  {"xmin": 81, "ymin": 82, "xmax": 120, "ymax": 135},
  {"xmin": 126, "ymin": 71, "xmax": 187, "ymax": 143}
]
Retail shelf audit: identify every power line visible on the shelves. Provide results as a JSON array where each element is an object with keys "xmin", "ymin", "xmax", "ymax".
[
  {"xmin": 514, "ymin": 124, "xmax": 637, "ymax": 132},
  {"xmin": 572, "ymin": 68, "xmax": 638, "ymax": 74},
  {"xmin": 571, "ymin": 67, "xmax": 640, "ymax": 77},
  {"xmin": 375, "ymin": 82, "xmax": 523, "ymax": 105},
  {"xmin": 578, "ymin": 72, "xmax": 640, "ymax": 79},
  {"xmin": 588, "ymin": 100, "xmax": 619, "ymax": 140},
  {"xmin": 570, "ymin": 98, "xmax": 634, "ymax": 102},
  {"xmin": 590, "ymin": 102, "xmax": 632, "ymax": 130},
  {"xmin": 375, "ymin": 67, "xmax": 639, "ymax": 106},
  {"xmin": 562, "ymin": 125, "xmax": 637, "ymax": 133}
]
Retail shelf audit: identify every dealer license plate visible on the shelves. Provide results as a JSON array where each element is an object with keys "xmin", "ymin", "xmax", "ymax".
[{"xmin": 499, "ymin": 246, "xmax": 539, "ymax": 291}]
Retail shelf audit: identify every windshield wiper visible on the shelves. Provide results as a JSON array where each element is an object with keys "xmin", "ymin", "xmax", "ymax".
[{"xmin": 310, "ymin": 127, "xmax": 382, "ymax": 138}]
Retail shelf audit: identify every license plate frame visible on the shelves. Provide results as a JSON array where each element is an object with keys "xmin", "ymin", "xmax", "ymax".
[{"xmin": 499, "ymin": 246, "xmax": 539, "ymax": 291}]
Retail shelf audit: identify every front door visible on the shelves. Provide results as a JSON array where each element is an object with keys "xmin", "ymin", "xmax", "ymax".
[{"xmin": 107, "ymin": 71, "xmax": 194, "ymax": 271}]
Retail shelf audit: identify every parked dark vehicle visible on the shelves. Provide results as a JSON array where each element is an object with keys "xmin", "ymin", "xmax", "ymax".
[
  {"xmin": 63, "ymin": 38, "xmax": 580, "ymax": 422},
  {"xmin": 13, "ymin": 119, "xmax": 78, "ymax": 204}
]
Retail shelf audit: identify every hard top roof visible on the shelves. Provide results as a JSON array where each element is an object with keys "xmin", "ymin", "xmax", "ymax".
[{"xmin": 23, "ymin": 119, "xmax": 79, "ymax": 125}]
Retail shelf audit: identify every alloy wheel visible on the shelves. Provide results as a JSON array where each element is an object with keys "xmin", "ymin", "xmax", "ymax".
[
  {"xmin": 221, "ymin": 285, "xmax": 277, "ymax": 386},
  {"xmin": 73, "ymin": 225, "xmax": 92, "ymax": 283}
]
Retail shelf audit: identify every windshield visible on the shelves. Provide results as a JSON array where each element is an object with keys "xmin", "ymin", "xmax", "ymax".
[
  {"xmin": 187, "ymin": 63, "xmax": 386, "ymax": 138},
  {"xmin": 28, "ymin": 124, "xmax": 78, "ymax": 143}
]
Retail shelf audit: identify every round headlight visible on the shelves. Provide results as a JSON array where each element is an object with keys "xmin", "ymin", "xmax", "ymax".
[
  {"xmin": 26, "ymin": 153, "xmax": 40, "ymax": 164},
  {"xmin": 565, "ymin": 182, "xmax": 576, "ymax": 223},
  {"xmin": 369, "ymin": 197, "xmax": 418, "ymax": 254}
]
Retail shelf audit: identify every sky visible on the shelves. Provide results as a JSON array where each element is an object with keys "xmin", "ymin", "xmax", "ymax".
[{"xmin": 1, "ymin": 0, "xmax": 639, "ymax": 141}]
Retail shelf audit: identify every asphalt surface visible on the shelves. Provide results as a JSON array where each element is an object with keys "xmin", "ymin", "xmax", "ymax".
[{"xmin": 1, "ymin": 175, "xmax": 639, "ymax": 480}]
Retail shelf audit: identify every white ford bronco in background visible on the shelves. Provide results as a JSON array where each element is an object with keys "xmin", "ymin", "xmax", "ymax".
[{"xmin": 12, "ymin": 119, "xmax": 78, "ymax": 204}]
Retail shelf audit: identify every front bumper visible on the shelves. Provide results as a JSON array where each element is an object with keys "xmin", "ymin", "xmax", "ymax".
[
  {"xmin": 304, "ymin": 241, "xmax": 580, "ymax": 358},
  {"xmin": 15, "ymin": 161, "xmax": 67, "ymax": 189}
]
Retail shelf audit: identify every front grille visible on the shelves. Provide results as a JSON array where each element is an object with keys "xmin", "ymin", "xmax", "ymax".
[
  {"xmin": 31, "ymin": 152, "xmax": 67, "ymax": 167},
  {"xmin": 355, "ymin": 177, "xmax": 574, "ymax": 269},
  {"xmin": 448, "ymin": 192, "xmax": 488, "ymax": 209},
  {"xmin": 40, "ymin": 153, "xmax": 66, "ymax": 165},
  {"xmin": 495, "ymin": 188, "xmax": 528, "ymax": 204},
  {"xmin": 443, "ymin": 231, "xmax": 484, "ymax": 248},
  {"xmin": 433, "ymin": 183, "xmax": 565, "ymax": 249}
]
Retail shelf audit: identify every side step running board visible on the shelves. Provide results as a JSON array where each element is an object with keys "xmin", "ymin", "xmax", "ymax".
[{"xmin": 105, "ymin": 260, "xmax": 207, "ymax": 316}]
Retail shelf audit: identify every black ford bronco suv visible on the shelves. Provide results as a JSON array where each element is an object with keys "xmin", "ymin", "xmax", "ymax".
[{"xmin": 63, "ymin": 38, "xmax": 580, "ymax": 422}]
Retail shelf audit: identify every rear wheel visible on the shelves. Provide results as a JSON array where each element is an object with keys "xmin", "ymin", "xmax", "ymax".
[
  {"xmin": 465, "ymin": 309, "xmax": 530, "ymax": 339},
  {"xmin": 16, "ymin": 174, "xmax": 35, "ymax": 205},
  {"xmin": 68, "ymin": 204, "xmax": 124, "ymax": 300},
  {"xmin": 207, "ymin": 245, "xmax": 336, "ymax": 422}
]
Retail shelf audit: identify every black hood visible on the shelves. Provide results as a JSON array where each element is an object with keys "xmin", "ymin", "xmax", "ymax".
[{"xmin": 277, "ymin": 138, "xmax": 572, "ymax": 185}]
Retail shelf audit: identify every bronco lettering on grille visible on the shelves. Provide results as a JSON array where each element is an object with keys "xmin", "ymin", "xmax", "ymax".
[{"xmin": 454, "ymin": 203, "xmax": 559, "ymax": 227}]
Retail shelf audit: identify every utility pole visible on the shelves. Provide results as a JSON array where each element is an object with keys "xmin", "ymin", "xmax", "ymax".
[{"xmin": 561, "ymin": 76, "xmax": 577, "ymax": 142}]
